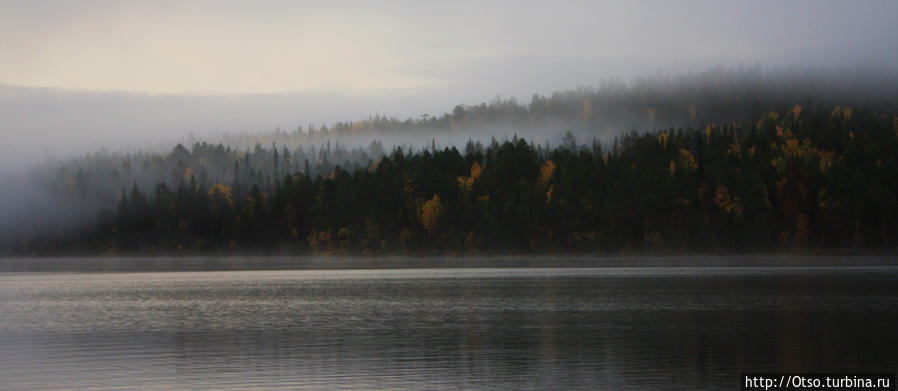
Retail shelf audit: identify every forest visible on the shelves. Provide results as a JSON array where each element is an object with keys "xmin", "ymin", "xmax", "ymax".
[
  {"xmin": 3, "ymin": 65, "xmax": 898, "ymax": 255},
  {"xmin": 6, "ymin": 105, "xmax": 898, "ymax": 255}
]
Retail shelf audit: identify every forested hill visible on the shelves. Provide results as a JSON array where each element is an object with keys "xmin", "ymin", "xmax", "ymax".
[
  {"xmin": 7, "ymin": 103, "xmax": 898, "ymax": 255},
  {"xmin": 199, "ymin": 64, "xmax": 898, "ymax": 149}
]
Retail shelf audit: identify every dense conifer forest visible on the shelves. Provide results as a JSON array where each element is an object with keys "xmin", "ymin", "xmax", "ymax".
[
  {"xmin": 3, "ymin": 66, "xmax": 898, "ymax": 255},
  {"xmin": 7, "ymin": 107, "xmax": 898, "ymax": 255}
]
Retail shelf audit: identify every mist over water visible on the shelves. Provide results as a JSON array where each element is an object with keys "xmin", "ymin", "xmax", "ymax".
[
  {"xmin": 2, "ymin": 61, "xmax": 897, "ymax": 172},
  {"xmin": 1, "ymin": 2, "xmax": 898, "ymax": 389},
  {"xmin": 2, "ymin": 63, "xmax": 898, "ymax": 249},
  {"xmin": 2, "ymin": 0, "xmax": 897, "ymax": 167},
  {"xmin": 2, "ymin": 1, "xmax": 898, "ymax": 254}
]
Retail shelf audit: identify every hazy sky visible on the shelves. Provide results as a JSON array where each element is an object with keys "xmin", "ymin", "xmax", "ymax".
[
  {"xmin": 1, "ymin": 0, "xmax": 897, "ymax": 169},
  {"xmin": 3, "ymin": 0, "xmax": 897, "ymax": 95}
]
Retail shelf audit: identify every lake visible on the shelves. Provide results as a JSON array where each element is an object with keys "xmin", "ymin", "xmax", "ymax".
[{"xmin": 1, "ymin": 261, "xmax": 896, "ymax": 390}]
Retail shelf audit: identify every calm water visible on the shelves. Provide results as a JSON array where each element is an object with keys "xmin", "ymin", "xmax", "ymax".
[{"xmin": 1, "ymin": 265, "xmax": 896, "ymax": 390}]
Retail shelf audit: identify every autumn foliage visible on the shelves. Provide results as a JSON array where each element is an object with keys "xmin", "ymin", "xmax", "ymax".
[{"xmin": 6, "ymin": 103, "xmax": 898, "ymax": 255}]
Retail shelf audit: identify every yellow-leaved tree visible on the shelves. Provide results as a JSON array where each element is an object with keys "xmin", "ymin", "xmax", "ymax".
[
  {"xmin": 536, "ymin": 160, "xmax": 555, "ymax": 190},
  {"xmin": 418, "ymin": 195, "xmax": 443, "ymax": 233},
  {"xmin": 536, "ymin": 160, "xmax": 556, "ymax": 203},
  {"xmin": 678, "ymin": 149, "xmax": 698, "ymax": 171},
  {"xmin": 457, "ymin": 161, "xmax": 483, "ymax": 192},
  {"xmin": 208, "ymin": 184, "xmax": 233, "ymax": 209}
]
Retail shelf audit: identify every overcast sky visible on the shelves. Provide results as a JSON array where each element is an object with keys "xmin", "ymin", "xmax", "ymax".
[{"xmin": 1, "ymin": 0, "xmax": 897, "ymax": 168}]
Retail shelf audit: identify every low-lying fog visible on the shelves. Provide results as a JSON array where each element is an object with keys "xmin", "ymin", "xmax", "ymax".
[{"xmin": 2, "ymin": 63, "xmax": 898, "ymax": 247}]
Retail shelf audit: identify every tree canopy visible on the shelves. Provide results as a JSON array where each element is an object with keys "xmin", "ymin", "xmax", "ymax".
[{"xmin": 7, "ymin": 102, "xmax": 897, "ymax": 255}]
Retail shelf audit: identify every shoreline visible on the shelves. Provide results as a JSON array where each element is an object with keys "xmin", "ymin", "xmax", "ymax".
[{"xmin": 1, "ymin": 254, "xmax": 896, "ymax": 273}]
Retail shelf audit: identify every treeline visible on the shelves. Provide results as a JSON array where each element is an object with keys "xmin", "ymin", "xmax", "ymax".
[
  {"xmin": 11, "ymin": 104, "xmax": 898, "ymax": 255},
  {"xmin": 18, "ymin": 64, "xmax": 898, "ymax": 236},
  {"xmin": 33, "ymin": 138, "xmax": 388, "ymax": 216},
  {"xmin": 201, "ymin": 64, "xmax": 898, "ymax": 148}
]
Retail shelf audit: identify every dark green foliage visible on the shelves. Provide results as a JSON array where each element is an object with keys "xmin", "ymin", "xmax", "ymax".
[{"xmin": 9, "ymin": 103, "xmax": 898, "ymax": 255}]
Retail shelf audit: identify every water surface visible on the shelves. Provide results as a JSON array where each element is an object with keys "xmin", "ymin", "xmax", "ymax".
[{"xmin": 1, "ymin": 265, "xmax": 896, "ymax": 390}]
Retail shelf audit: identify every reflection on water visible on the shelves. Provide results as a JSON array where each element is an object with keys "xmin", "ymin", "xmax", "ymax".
[{"xmin": 1, "ymin": 266, "xmax": 896, "ymax": 390}]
